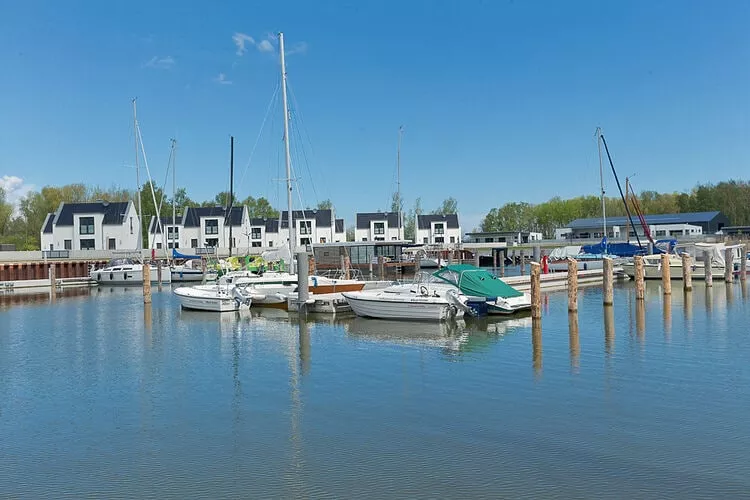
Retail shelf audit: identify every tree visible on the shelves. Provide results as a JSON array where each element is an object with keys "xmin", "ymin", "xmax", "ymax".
[
  {"xmin": 433, "ymin": 197, "xmax": 458, "ymax": 215},
  {"xmin": 241, "ymin": 195, "xmax": 279, "ymax": 219},
  {"xmin": 404, "ymin": 197, "xmax": 422, "ymax": 242},
  {"xmin": 138, "ymin": 181, "xmax": 168, "ymax": 243},
  {"xmin": 316, "ymin": 199, "xmax": 333, "ymax": 210},
  {"xmin": 346, "ymin": 225, "xmax": 355, "ymax": 241},
  {"xmin": 390, "ymin": 192, "xmax": 403, "ymax": 214},
  {"xmin": 172, "ymin": 188, "xmax": 194, "ymax": 213},
  {"xmin": 0, "ymin": 187, "xmax": 13, "ymax": 237}
]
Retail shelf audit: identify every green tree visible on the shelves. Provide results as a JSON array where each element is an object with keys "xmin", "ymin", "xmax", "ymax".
[
  {"xmin": 433, "ymin": 197, "xmax": 458, "ymax": 215},
  {"xmin": 241, "ymin": 195, "xmax": 279, "ymax": 219},
  {"xmin": 404, "ymin": 197, "xmax": 422, "ymax": 241},
  {"xmin": 0, "ymin": 187, "xmax": 13, "ymax": 237},
  {"xmin": 316, "ymin": 199, "xmax": 333, "ymax": 210}
]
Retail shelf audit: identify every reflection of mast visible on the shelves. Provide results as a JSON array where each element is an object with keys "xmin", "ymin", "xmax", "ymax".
[{"xmin": 286, "ymin": 316, "xmax": 307, "ymax": 496}]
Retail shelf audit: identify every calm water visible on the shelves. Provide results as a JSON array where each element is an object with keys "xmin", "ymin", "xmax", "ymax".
[{"xmin": 1, "ymin": 281, "xmax": 749, "ymax": 499}]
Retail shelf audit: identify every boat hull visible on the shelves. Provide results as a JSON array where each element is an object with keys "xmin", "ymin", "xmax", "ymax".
[
  {"xmin": 171, "ymin": 267, "xmax": 217, "ymax": 282},
  {"xmin": 342, "ymin": 292, "xmax": 454, "ymax": 321},
  {"xmin": 90, "ymin": 265, "xmax": 171, "ymax": 285},
  {"xmin": 173, "ymin": 286, "xmax": 249, "ymax": 312}
]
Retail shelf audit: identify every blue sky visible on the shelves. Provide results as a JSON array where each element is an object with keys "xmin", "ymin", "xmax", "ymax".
[{"xmin": 1, "ymin": 1, "xmax": 748, "ymax": 230}]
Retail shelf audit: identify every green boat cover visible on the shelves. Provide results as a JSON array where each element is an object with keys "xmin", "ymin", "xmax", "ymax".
[{"xmin": 433, "ymin": 264, "xmax": 523, "ymax": 299}]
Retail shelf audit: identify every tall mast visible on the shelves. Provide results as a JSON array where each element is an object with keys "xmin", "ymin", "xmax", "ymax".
[
  {"xmin": 228, "ymin": 135, "xmax": 234, "ymax": 257},
  {"xmin": 171, "ymin": 138, "xmax": 177, "ymax": 257},
  {"xmin": 596, "ymin": 127, "xmax": 607, "ymax": 247},
  {"xmin": 279, "ymin": 32, "xmax": 295, "ymax": 272},
  {"xmin": 624, "ymin": 176, "xmax": 631, "ymax": 243},
  {"xmin": 397, "ymin": 125, "xmax": 403, "ymax": 240},
  {"xmin": 132, "ymin": 98, "xmax": 142, "ymax": 249}
]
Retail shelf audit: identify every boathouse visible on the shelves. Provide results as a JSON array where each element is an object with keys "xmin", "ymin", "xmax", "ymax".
[{"xmin": 557, "ymin": 211, "xmax": 730, "ymax": 240}]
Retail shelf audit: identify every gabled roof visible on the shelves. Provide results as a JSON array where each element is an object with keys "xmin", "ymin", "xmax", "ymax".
[
  {"xmin": 567, "ymin": 211, "xmax": 724, "ymax": 229},
  {"xmin": 279, "ymin": 209, "xmax": 334, "ymax": 229},
  {"xmin": 148, "ymin": 215, "xmax": 183, "ymax": 234},
  {"xmin": 183, "ymin": 206, "xmax": 244, "ymax": 227},
  {"xmin": 53, "ymin": 201, "xmax": 132, "ymax": 226},
  {"xmin": 356, "ymin": 212, "xmax": 400, "ymax": 229},
  {"xmin": 417, "ymin": 214, "xmax": 459, "ymax": 229},
  {"xmin": 42, "ymin": 213, "xmax": 55, "ymax": 234}
]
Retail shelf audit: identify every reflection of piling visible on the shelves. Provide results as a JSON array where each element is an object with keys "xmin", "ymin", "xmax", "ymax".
[
  {"xmin": 726, "ymin": 282, "xmax": 734, "ymax": 305},
  {"xmin": 663, "ymin": 296, "xmax": 672, "ymax": 337},
  {"xmin": 532, "ymin": 318, "xmax": 542, "ymax": 377},
  {"xmin": 705, "ymin": 287, "xmax": 713, "ymax": 312},
  {"xmin": 682, "ymin": 253, "xmax": 692, "ymax": 291},
  {"xmin": 378, "ymin": 256, "xmax": 385, "ymax": 279},
  {"xmin": 567, "ymin": 258, "xmax": 578, "ymax": 312},
  {"xmin": 603, "ymin": 257, "xmax": 614, "ymax": 306},
  {"xmin": 143, "ymin": 263, "xmax": 152, "ymax": 304},
  {"xmin": 143, "ymin": 302, "xmax": 152, "ymax": 330},
  {"xmin": 743, "ymin": 280, "xmax": 748, "ymax": 300},
  {"xmin": 704, "ymin": 251, "xmax": 713, "ymax": 287},
  {"xmin": 530, "ymin": 262, "xmax": 541, "ymax": 319},
  {"xmin": 724, "ymin": 248, "xmax": 734, "ymax": 283},
  {"xmin": 634, "ymin": 255, "xmax": 645, "ymax": 300},
  {"xmin": 299, "ymin": 320, "xmax": 311, "ymax": 376},
  {"xmin": 661, "ymin": 253, "xmax": 672, "ymax": 295},
  {"xmin": 568, "ymin": 312, "xmax": 579, "ymax": 370},
  {"xmin": 297, "ymin": 252, "xmax": 310, "ymax": 313},
  {"xmin": 636, "ymin": 299, "xmax": 645, "ymax": 341},
  {"xmin": 604, "ymin": 305, "xmax": 615, "ymax": 356}
]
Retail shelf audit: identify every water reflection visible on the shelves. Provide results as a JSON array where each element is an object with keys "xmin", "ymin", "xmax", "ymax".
[
  {"xmin": 298, "ymin": 317, "xmax": 311, "ymax": 376},
  {"xmin": 345, "ymin": 317, "xmax": 467, "ymax": 352},
  {"xmin": 636, "ymin": 300, "xmax": 646, "ymax": 342},
  {"xmin": 604, "ymin": 305, "xmax": 615, "ymax": 357},
  {"xmin": 705, "ymin": 286, "xmax": 713, "ymax": 314},
  {"xmin": 742, "ymin": 280, "xmax": 748, "ymax": 300},
  {"xmin": 663, "ymin": 296, "xmax": 672, "ymax": 339},
  {"xmin": 684, "ymin": 290, "xmax": 693, "ymax": 334},
  {"xmin": 568, "ymin": 312, "xmax": 580, "ymax": 372},
  {"xmin": 143, "ymin": 303, "xmax": 152, "ymax": 332},
  {"xmin": 0, "ymin": 287, "xmax": 92, "ymax": 308},
  {"xmin": 725, "ymin": 283, "xmax": 734, "ymax": 305},
  {"xmin": 532, "ymin": 319, "xmax": 542, "ymax": 378}
]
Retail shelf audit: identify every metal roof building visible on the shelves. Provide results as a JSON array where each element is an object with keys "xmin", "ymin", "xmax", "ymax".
[{"xmin": 563, "ymin": 211, "xmax": 730, "ymax": 239}]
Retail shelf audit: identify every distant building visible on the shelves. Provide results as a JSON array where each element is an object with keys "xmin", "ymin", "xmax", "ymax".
[
  {"xmin": 415, "ymin": 214, "xmax": 461, "ymax": 245},
  {"xmin": 147, "ymin": 215, "xmax": 183, "ymax": 249},
  {"xmin": 464, "ymin": 230, "xmax": 543, "ymax": 245},
  {"xmin": 559, "ymin": 211, "xmax": 728, "ymax": 240},
  {"xmin": 41, "ymin": 201, "xmax": 139, "ymax": 251},
  {"xmin": 246, "ymin": 209, "xmax": 345, "ymax": 249},
  {"xmin": 355, "ymin": 212, "xmax": 402, "ymax": 241}
]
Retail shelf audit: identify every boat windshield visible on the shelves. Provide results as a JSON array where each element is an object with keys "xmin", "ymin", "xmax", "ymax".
[{"xmin": 106, "ymin": 258, "xmax": 135, "ymax": 267}]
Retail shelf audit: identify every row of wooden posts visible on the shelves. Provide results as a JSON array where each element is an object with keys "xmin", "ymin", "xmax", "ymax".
[{"xmin": 528, "ymin": 246, "xmax": 748, "ymax": 319}]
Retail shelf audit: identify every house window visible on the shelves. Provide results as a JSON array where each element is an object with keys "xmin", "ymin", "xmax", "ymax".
[
  {"xmin": 130, "ymin": 217, "xmax": 133, "ymax": 234},
  {"xmin": 167, "ymin": 226, "xmax": 179, "ymax": 239},
  {"xmin": 434, "ymin": 223, "xmax": 444, "ymax": 235},
  {"xmin": 64, "ymin": 240, "xmax": 72, "ymax": 250},
  {"xmin": 375, "ymin": 237, "xmax": 385, "ymax": 241},
  {"xmin": 435, "ymin": 237, "xmax": 444, "ymax": 243},
  {"xmin": 108, "ymin": 238, "xmax": 116, "ymax": 250},
  {"xmin": 300, "ymin": 237, "xmax": 311, "ymax": 245},
  {"xmin": 450, "ymin": 236, "xmax": 456, "ymax": 243},
  {"xmin": 205, "ymin": 219, "xmax": 219, "ymax": 235},
  {"xmin": 268, "ymin": 241, "xmax": 273, "ymax": 247},
  {"xmin": 49, "ymin": 244, "xmax": 53, "ymax": 251},
  {"xmin": 362, "ymin": 238, "xmax": 368, "ymax": 241},
  {"xmin": 423, "ymin": 237, "xmax": 428, "ymax": 243},
  {"xmin": 299, "ymin": 221, "xmax": 312, "ymax": 235},
  {"xmin": 251, "ymin": 228, "xmax": 262, "ymax": 240},
  {"xmin": 191, "ymin": 239, "xmax": 198, "ymax": 248},
  {"xmin": 80, "ymin": 239, "xmax": 95, "ymax": 250},
  {"xmin": 485, "ymin": 237, "xmax": 493, "ymax": 243},
  {"xmin": 320, "ymin": 237, "xmax": 327, "ymax": 243},
  {"xmin": 206, "ymin": 238, "xmax": 219, "ymax": 247},
  {"xmin": 79, "ymin": 216, "xmax": 95, "ymax": 235},
  {"xmin": 251, "ymin": 241, "xmax": 262, "ymax": 248},
  {"xmin": 374, "ymin": 222, "xmax": 385, "ymax": 235},
  {"xmin": 156, "ymin": 242, "xmax": 162, "ymax": 249}
]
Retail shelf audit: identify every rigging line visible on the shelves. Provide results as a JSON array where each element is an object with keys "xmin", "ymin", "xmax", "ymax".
[
  {"xmin": 155, "ymin": 142, "xmax": 175, "ymax": 221},
  {"xmin": 290, "ymin": 111, "xmax": 319, "ymax": 205},
  {"xmin": 136, "ymin": 123, "xmax": 166, "ymax": 249},
  {"xmin": 287, "ymin": 81, "xmax": 329, "ymax": 202},
  {"xmin": 237, "ymin": 83, "xmax": 281, "ymax": 194},
  {"xmin": 600, "ymin": 134, "xmax": 643, "ymax": 249}
]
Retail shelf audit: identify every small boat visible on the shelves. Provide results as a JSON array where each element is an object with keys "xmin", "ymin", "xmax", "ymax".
[
  {"xmin": 432, "ymin": 264, "xmax": 531, "ymax": 315},
  {"xmin": 170, "ymin": 250, "xmax": 217, "ymax": 282},
  {"xmin": 173, "ymin": 284, "xmax": 252, "ymax": 312},
  {"xmin": 90, "ymin": 258, "xmax": 171, "ymax": 285},
  {"xmin": 342, "ymin": 281, "xmax": 469, "ymax": 321}
]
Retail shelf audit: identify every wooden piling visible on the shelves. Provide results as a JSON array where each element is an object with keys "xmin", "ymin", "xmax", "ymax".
[
  {"xmin": 297, "ymin": 251, "xmax": 309, "ymax": 312},
  {"xmin": 532, "ymin": 245, "xmax": 541, "ymax": 265},
  {"xmin": 499, "ymin": 250, "xmax": 505, "ymax": 277},
  {"xmin": 474, "ymin": 252, "xmax": 480, "ymax": 268},
  {"xmin": 157, "ymin": 260, "xmax": 163, "ymax": 290},
  {"xmin": 520, "ymin": 250, "xmax": 526, "ymax": 275},
  {"xmin": 48, "ymin": 265, "xmax": 56, "ymax": 295},
  {"xmin": 567, "ymin": 258, "xmax": 578, "ymax": 312},
  {"xmin": 530, "ymin": 262, "xmax": 541, "ymax": 319},
  {"xmin": 308, "ymin": 255, "xmax": 316, "ymax": 275},
  {"xmin": 142, "ymin": 263, "xmax": 152, "ymax": 304},
  {"xmin": 661, "ymin": 253, "xmax": 671, "ymax": 295},
  {"xmin": 704, "ymin": 250, "xmax": 713, "ymax": 287},
  {"xmin": 681, "ymin": 253, "xmax": 692, "ymax": 291},
  {"xmin": 344, "ymin": 255, "xmax": 351, "ymax": 280},
  {"xmin": 603, "ymin": 257, "xmax": 614, "ymax": 305},
  {"xmin": 532, "ymin": 318, "xmax": 542, "ymax": 377},
  {"xmin": 340, "ymin": 255, "xmax": 346, "ymax": 275},
  {"xmin": 493, "ymin": 249, "xmax": 499, "ymax": 268},
  {"xmin": 634, "ymin": 255, "xmax": 645, "ymax": 300},
  {"xmin": 378, "ymin": 255, "xmax": 385, "ymax": 279},
  {"xmin": 724, "ymin": 247, "xmax": 734, "ymax": 283},
  {"xmin": 740, "ymin": 245, "xmax": 747, "ymax": 281}
]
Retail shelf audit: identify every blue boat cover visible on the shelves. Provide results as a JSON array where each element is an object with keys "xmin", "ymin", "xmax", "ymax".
[{"xmin": 172, "ymin": 249, "xmax": 202, "ymax": 260}]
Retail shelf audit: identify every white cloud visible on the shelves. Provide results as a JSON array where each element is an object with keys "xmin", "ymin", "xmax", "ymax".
[
  {"xmin": 257, "ymin": 39, "xmax": 274, "ymax": 53},
  {"xmin": 232, "ymin": 32, "xmax": 256, "ymax": 55},
  {"xmin": 144, "ymin": 55, "xmax": 175, "ymax": 69},
  {"xmin": 0, "ymin": 175, "xmax": 36, "ymax": 214},
  {"xmin": 214, "ymin": 73, "xmax": 232, "ymax": 85},
  {"xmin": 286, "ymin": 41, "xmax": 308, "ymax": 56}
]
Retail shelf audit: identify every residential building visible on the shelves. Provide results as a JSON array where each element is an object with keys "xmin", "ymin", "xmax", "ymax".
[
  {"xmin": 558, "ymin": 211, "xmax": 727, "ymax": 240},
  {"xmin": 180, "ymin": 206, "xmax": 247, "ymax": 250},
  {"xmin": 464, "ymin": 230, "xmax": 543, "ymax": 245},
  {"xmin": 355, "ymin": 212, "xmax": 402, "ymax": 241},
  {"xmin": 147, "ymin": 215, "xmax": 183, "ymax": 249},
  {"xmin": 40, "ymin": 201, "xmax": 139, "ymax": 251},
  {"xmin": 415, "ymin": 214, "xmax": 461, "ymax": 245}
]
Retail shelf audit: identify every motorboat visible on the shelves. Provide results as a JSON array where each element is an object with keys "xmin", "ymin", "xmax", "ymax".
[
  {"xmin": 90, "ymin": 258, "xmax": 172, "ymax": 285},
  {"xmin": 432, "ymin": 264, "xmax": 531, "ymax": 315},
  {"xmin": 170, "ymin": 249, "xmax": 217, "ymax": 282},
  {"xmin": 173, "ymin": 283, "xmax": 252, "ymax": 312}
]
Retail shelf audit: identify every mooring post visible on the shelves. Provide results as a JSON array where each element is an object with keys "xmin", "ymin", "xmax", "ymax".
[
  {"xmin": 369, "ymin": 257, "xmax": 374, "ymax": 279},
  {"xmin": 344, "ymin": 255, "xmax": 351, "ymax": 280},
  {"xmin": 661, "ymin": 253, "xmax": 671, "ymax": 295},
  {"xmin": 201, "ymin": 258, "xmax": 207, "ymax": 285},
  {"xmin": 531, "ymin": 261, "xmax": 541, "ymax": 319},
  {"xmin": 378, "ymin": 255, "xmax": 385, "ymax": 279},
  {"xmin": 724, "ymin": 247, "xmax": 734, "ymax": 283},
  {"xmin": 532, "ymin": 245, "xmax": 541, "ymax": 265},
  {"xmin": 340, "ymin": 255, "xmax": 346, "ymax": 276},
  {"xmin": 634, "ymin": 255, "xmax": 645, "ymax": 300},
  {"xmin": 48, "ymin": 264, "xmax": 56, "ymax": 297},
  {"xmin": 682, "ymin": 253, "xmax": 692, "ymax": 291},
  {"xmin": 447, "ymin": 252, "xmax": 453, "ymax": 265},
  {"xmin": 309, "ymin": 255, "xmax": 316, "ymax": 276},
  {"xmin": 740, "ymin": 245, "xmax": 747, "ymax": 281},
  {"xmin": 142, "ymin": 263, "xmax": 152, "ymax": 304},
  {"xmin": 603, "ymin": 257, "xmax": 614, "ymax": 306},
  {"xmin": 704, "ymin": 250, "xmax": 713, "ymax": 287},
  {"xmin": 414, "ymin": 254, "xmax": 421, "ymax": 274},
  {"xmin": 567, "ymin": 258, "xmax": 578, "ymax": 312},
  {"xmin": 499, "ymin": 250, "xmax": 505, "ymax": 277},
  {"xmin": 520, "ymin": 250, "xmax": 526, "ymax": 275},
  {"xmin": 474, "ymin": 251, "xmax": 480, "ymax": 268},
  {"xmin": 296, "ymin": 251, "xmax": 309, "ymax": 312},
  {"xmin": 157, "ymin": 260, "xmax": 163, "ymax": 291},
  {"xmin": 493, "ymin": 249, "xmax": 499, "ymax": 269}
]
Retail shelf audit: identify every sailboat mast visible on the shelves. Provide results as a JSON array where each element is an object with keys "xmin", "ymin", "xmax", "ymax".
[
  {"xmin": 397, "ymin": 126, "xmax": 403, "ymax": 240},
  {"xmin": 171, "ymin": 138, "xmax": 177, "ymax": 258},
  {"xmin": 596, "ymin": 127, "xmax": 607, "ymax": 246},
  {"xmin": 132, "ymin": 98, "xmax": 142, "ymax": 250},
  {"xmin": 279, "ymin": 32, "xmax": 295, "ymax": 272},
  {"xmin": 229, "ymin": 135, "xmax": 234, "ymax": 257}
]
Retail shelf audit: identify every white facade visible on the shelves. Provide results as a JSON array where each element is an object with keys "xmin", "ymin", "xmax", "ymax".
[
  {"xmin": 355, "ymin": 212, "xmax": 402, "ymax": 242},
  {"xmin": 41, "ymin": 201, "xmax": 140, "ymax": 251},
  {"xmin": 246, "ymin": 211, "xmax": 345, "ymax": 251},
  {"xmin": 415, "ymin": 215, "xmax": 462, "ymax": 246}
]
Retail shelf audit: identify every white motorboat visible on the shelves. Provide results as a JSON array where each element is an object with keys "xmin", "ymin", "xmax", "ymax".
[
  {"xmin": 431, "ymin": 264, "xmax": 532, "ymax": 315},
  {"xmin": 90, "ymin": 258, "xmax": 171, "ymax": 285},
  {"xmin": 342, "ymin": 281, "xmax": 469, "ymax": 321},
  {"xmin": 170, "ymin": 250, "xmax": 217, "ymax": 282},
  {"xmin": 173, "ymin": 284, "xmax": 252, "ymax": 312}
]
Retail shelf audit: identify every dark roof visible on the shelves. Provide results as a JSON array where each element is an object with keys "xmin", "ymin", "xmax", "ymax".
[
  {"xmin": 417, "ymin": 214, "xmax": 459, "ymax": 229},
  {"xmin": 279, "ymin": 209, "xmax": 334, "ymax": 229},
  {"xmin": 42, "ymin": 213, "xmax": 55, "ymax": 234},
  {"xmin": 356, "ymin": 212, "xmax": 400, "ymax": 229},
  {"xmin": 183, "ymin": 206, "xmax": 243, "ymax": 227},
  {"xmin": 54, "ymin": 201, "xmax": 132, "ymax": 226},
  {"xmin": 567, "ymin": 211, "xmax": 723, "ymax": 229},
  {"xmin": 248, "ymin": 217, "xmax": 279, "ymax": 233},
  {"xmin": 148, "ymin": 215, "xmax": 183, "ymax": 234},
  {"xmin": 335, "ymin": 219, "xmax": 344, "ymax": 233}
]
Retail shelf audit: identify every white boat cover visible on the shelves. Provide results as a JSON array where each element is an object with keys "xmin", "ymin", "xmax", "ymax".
[{"xmin": 549, "ymin": 246, "xmax": 582, "ymax": 260}]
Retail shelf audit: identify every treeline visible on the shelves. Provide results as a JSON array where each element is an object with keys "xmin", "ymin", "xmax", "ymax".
[
  {"xmin": 481, "ymin": 180, "xmax": 750, "ymax": 238},
  {"xmin": 0, "ymin": 182, "xmax": 283, "ymax": 250}
]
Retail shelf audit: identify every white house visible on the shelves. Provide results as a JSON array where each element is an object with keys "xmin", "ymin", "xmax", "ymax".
[
  {"xmin": 40, "ymin": 201, "xmax": 140, "ymax": 251},
  {"xmin": 147, "ymin": 215, "xmax": 184, "ymax": 249},
  {"xmin": 179, "ymin": 206, "xmax": 248, "ymax": 250},
  {"xmin": 415, "ymin": 214, "xmax": 461, "ymax": 245},
  {"xmin": 355, "ymin": 212, "xmax": 403, "ymax": 241},
  {"xmin": 243, "ymin": 209, "xmax": 345, "ymax": 250}
]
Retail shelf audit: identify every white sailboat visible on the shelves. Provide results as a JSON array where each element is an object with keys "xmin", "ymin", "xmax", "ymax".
[{"xmin": 174, "ymin": 283, "xmax": 252, "ymax": 312}]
